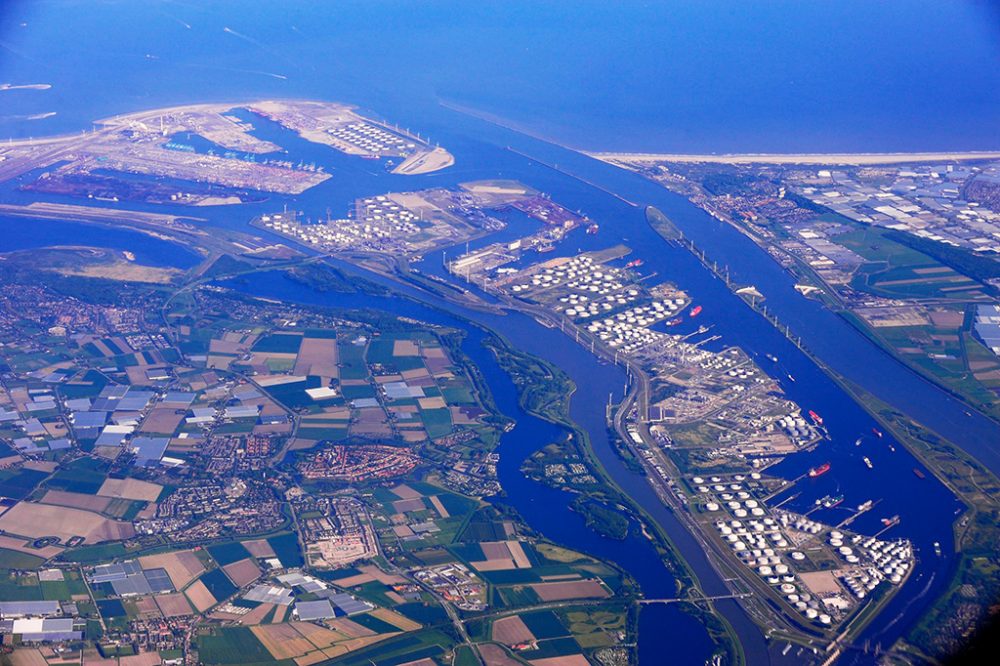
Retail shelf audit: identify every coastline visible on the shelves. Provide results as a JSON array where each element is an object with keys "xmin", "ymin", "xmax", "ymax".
[{"xmin": 589, "ymin": 151, "xmax": 1000, "ymax": 165}]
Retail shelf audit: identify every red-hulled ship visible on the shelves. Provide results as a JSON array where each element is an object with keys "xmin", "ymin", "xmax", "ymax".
[
  {"xmin": 689, "ymin": 305, "xmax": 703, "ymax": 317},
  {"xmin": 626, "ymin": 258, "xmax": 644, "ymax": 268},
  {"xmin": 808, "ymin": 410, "xmax": 824, "ymax": 426},
  {"xmin": 808, "ymin": 462, "xmax": 831, "ymax": 478}
]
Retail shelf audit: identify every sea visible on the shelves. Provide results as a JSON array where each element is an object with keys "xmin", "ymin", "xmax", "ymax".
[{"xmin": 1, "ymin": 2, "xmax": 999, "ymax": 664}]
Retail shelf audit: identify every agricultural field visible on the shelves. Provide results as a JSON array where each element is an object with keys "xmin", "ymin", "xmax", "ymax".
[
  {"xmin": 0, "ymin": 235, "xmax": 635, "ymax": 666},
  {"xmin": 489, "ymin": 606, "xmax": 627, "ymax": 663},
  {"xmin": 835, "ymin": 228, "xmax": 988, "ymax": 300}
]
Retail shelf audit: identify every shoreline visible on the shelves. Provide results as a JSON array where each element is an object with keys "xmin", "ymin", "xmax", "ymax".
[{"xmin": 589, "ymin": 151, "xmax": 1000, "ymax": 165}]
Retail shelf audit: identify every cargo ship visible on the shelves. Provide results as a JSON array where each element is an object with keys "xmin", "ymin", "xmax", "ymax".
[
  {"xmin": 665, "ymin": 317, "xmax": 683, "ymax": 327},
  {"xmin": 626, "ymin": 258, "xmax": 644, "ymax": 268},
  {"xmin": 822, "ymin": 494, "xmax": 844, "ymax": 508},
  {"xmin": 881, "ymin": 515, "xmax": 900, "ymax": 527},
  {"xmin": 808, "ymin": 462, "xmax": 831, "ymax": 478},
  {"xmin": 689, "ymin": 305, "xmax": 703, "ymax": 317},
  {"xmin": 857, "ymin": 499, "xmax": 873, "ymax": 512},
  {"xmin": 863, "ymin": 456, "xmax": 873, "ymax": 469},
  {"xmin": 808, "ymin": 410, "xmax": 823, "ymax": 426},
  {"xmin": 586, "ymin": 223, "xmax": 599, "ymax": 235}
]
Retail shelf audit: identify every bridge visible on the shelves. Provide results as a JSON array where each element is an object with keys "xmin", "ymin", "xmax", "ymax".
[{"xmin": 638, "ymin": 592, "xmax": 753, "ymax": 605}]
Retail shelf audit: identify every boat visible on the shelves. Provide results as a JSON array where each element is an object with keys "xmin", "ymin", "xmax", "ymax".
[
  {"xmin": 854, "ymin": 437, "xmax": 863, "ymax": 446},
  {"xmin": 536, "ymin": 244, "xmax": 556, "ymax": 253},
  {"xmin": 933, "ymin": 541, "xmax": 942, "ymax": 556},
  {"xmin": 881, "ymin": 515, "xmax": 900, "ymax": 527},
  {"xmin": 808, "ymin": 410, "xmax": 824, "ymax": 426},
  {"xmin": 665, "ymin": 317, "xmax": 683, "ymax": 327},
  {"xmin": 586, "ymin": 223, "xmax": 599, "ymax": 235},
  {"xmin": 786, "ymin": 374, "xmax": 796, "ymax": 382},
  {"xmin": 913, "ymin": 467, "xmax": 926, "ymax": 479},
  {"xmin": 863, "ymin": 456, "xmax": 873, "ymax": 469},
  {"xmin": 822, "ymin": 494, "xmax": 845, "ymax": 509},
  {"xmin": 857, "ymin": 500, "xmax": 873, "ymax": 512},
  {"xmin": 626, "ymin": 258, "xmax": 644, "ymax": 268},
  {"xmin": 765, "ymin": 353, "xmax": 778, "ymax": 363},
  {"xmin": 689, "ymin": 305, "xmax": 703, "ymax": 317},
  {"xmin": 808, "ymin": 462, "xmax": 831, "ymax": 478},
  {"xmin": 872, "ymin": 427, "xmax": 883, "ymax": 438}
]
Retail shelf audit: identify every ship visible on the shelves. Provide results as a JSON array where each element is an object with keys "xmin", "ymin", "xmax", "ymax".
[
  {"xmin": 933, "ymin": 541, "xmax": 942, "ymax": 556},
  {"xmin": 536, "ymin": 244, "xmax": 556, "ymax": 253},
  {"xmin": 808, "ymin": 462, "xmax": 831, "ymax": 478},
  {"xmin": 881, "ymin": 515, "xmax": 900, "ymax": 527},
  {"xmin": 857, "ymin": 499, "xmax": 873, "ymax": 512},
  {"xmin": 913, "ymin": 467, "xmax": 926, "ymax": 479},
  {"xmin": 586, "ymin": 223, "xmax": 599, "ymax": 235},
  {"xmin": 665, "ymin": 317, "xmax": 683, "ymax": 327},
  {"xmin": 786, "ymin": 374, "xmax": 796, "ymax": 382},
  {"xmin": 808, "ymin": 410, "xmax": 824, "ymax": 426},
  {"xmin": 689, "ymin": 305, "xmax": 703, "ymax": 317},
  {"xmin": 872, "ymin": 427, "xmax": 883, "ymax": 438},
  {"xmin": 626, "ymin": 258, "xmax": 644, "ymax": 268},
  {"xmin": 863, "ymin": 456, "xmax": 873, "ymax": 469},
  {"xmin": 855, "ymin": 437, "xmax": 863, "ymax": 446},
  {"xmin": 765, "ymin": 353, "xmax": 778, "ymax": 363},
  {"xmin": 822, "ymin": 494, "xmax": 845, "ymax": 508}
]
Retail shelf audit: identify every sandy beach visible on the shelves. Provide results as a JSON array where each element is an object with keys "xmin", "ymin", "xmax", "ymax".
[{"xmin": 588, "ymin": 151, "xmax": 1000, "ymax": 165}]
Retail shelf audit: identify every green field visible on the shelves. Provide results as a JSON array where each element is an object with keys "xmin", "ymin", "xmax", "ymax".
[
  {"xmin": 0, "ymin": 548, "xmax": 46, "ymax": 570},
  {"xmin": 835, "ymin": 228, "xmax": 986, "ymax": 300},
  {"xmin": 252, "ymin": 332, "xmax": 303, "ymax": 354},
  {"xmin": 0, "ymin": 468, "xmax": 49, "ymax": 499},
  {"xmin": 267, "ymin": 533, "xmax": 303, "ymax": 568},
  {"xmin": 208, "ymin": 542, "xmax": 252, "ymax": 566},
  {"xmin": 197, "ymin": 627, "xmax": 280, "ymax": 666},
  {"xmin": 199, "ymin": 568, "xmax": 238, "ymax": 601}
]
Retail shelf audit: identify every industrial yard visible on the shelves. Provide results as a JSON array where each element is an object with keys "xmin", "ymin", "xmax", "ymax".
[
  {"xmin": 255, "ymin": 180, "xmax": 533, "ymax": 258},
  {"xmin": 247, "ymin": 99, "xmax": 454, "ymax": 175},
  {"xmin": 689, "ymin": 471, "xmax": 914, "ymax": 635}
]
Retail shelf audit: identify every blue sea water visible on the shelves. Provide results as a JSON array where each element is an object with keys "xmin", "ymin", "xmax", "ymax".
[{"xmin": 0, "ymin": 1, "xmax": 998, "ymax": 151}]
